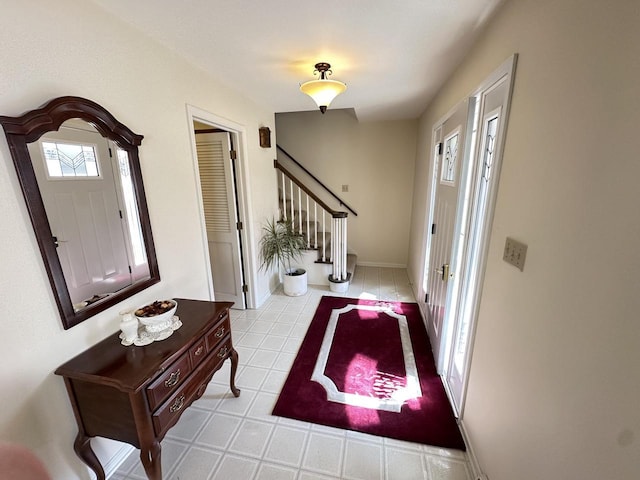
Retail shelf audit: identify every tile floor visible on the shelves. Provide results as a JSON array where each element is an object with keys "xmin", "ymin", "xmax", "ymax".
[{"xmin": 112, "ymin": 267, "xmax": 471, "ymax": 480}]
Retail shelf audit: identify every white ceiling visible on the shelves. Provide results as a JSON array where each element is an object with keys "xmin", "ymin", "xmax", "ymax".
[{"xmin": 91, "ymin": 0, "xmax": 504, "ymax": 121}]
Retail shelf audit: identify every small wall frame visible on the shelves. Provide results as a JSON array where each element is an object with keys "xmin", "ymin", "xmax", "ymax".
[{"xmin": 259, "ymin": 126, "xmax": 271, "ymax": 148}]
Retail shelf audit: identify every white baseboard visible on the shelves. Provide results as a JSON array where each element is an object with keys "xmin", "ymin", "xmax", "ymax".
[
  {"xmin": 458, "ymin": 418, "xmax": 488, "ymax": 480},
  {"xmin": 103, "ymin": 443, "xmax": 134, "ymax": 478},
  {"xmin": 355, "ymin": 261, "xmax": 406, "ymax": 268},
  {"xmin": 256, "ymin": 287, "xmax": 272, "ymax": 308}
]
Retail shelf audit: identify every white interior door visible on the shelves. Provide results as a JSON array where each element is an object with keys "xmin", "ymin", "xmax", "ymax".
[
  {"xmin": 29, "ymin": 122, "xmax": 133, "ymax": 307},
  {"xmin": 195, "ymin": 132, "xmax": 246, "ymax": 308},
  {"xmin": 425, "ymin": 99, "xmax": 474, "ymax": 369}
]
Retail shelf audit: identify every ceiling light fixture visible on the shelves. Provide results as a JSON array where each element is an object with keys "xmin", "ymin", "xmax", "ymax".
[{"xmin": 300, "ymin": 62, "xmax": 347, "ymax": 114}]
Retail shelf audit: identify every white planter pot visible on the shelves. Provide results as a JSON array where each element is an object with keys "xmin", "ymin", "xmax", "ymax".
[
  {"xmin": 328, "ymin": 276, "xmax": 349, "ymax": 293},
  {"xmin": 283, "ymin": 269, "xmax": 307, "ymax": 296}
]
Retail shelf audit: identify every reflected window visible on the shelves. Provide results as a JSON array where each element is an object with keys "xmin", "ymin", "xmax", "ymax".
[{"xmin": 116, "ymin": 148, "xmax": 146, "ymax": 267}]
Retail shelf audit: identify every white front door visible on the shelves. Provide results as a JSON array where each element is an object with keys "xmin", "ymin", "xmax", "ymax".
[
  {"xmin": 195, "ymin": 132, "xmax": 246, "ymax": 308},
  {"xmin": 445, "ymin": 60, "xmax": 516, "ymax": 415},
  {"xmin": 29, "ymin": 122, "xmax": 133, "ymax": 307},
  {"xmin": 425, "ymin": 98, "xmax": 474, "ymax": 370}
]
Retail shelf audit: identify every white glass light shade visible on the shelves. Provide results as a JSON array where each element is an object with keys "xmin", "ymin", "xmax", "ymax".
[{"xmin": 300, "ymin": 79, "xmax": 347, "ymax": 111}]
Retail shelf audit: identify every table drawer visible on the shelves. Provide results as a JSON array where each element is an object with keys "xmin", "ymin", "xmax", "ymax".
[
  {"xmin": 152, "ymin": 337, "xmax": 232, "ymax": 436},
  {"xmin": 189, "ymin": 337, "xmax": 207, "ymax": 368},
  {"xmin": 205, "ymin": 315, "xmax": 230, "ymax": 351},
  {"xmin": 146, "ymin": 353, "xmax": 191, "ymax": 411}
]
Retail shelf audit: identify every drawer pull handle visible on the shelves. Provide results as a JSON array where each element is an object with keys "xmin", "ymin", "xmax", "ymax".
[
  {"xmin": 164, "ymin": 370, "xmax": 181, "ymax": 388},
  {"xmin": 194, "ymin": 345, "xmax": 204, "ymax": 356},
  {"xmin": 214, "ymin": 327, "xmax": 225, "ymax": 338},
  {"xmin": 169, "ymin": 394, "xmax": 185, "ymax": 413},
  {"xmin": 217, "ymin": 346, "xmax": 229, "ymax": 358}
]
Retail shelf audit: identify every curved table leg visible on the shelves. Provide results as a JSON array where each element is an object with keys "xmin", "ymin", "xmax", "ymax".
[
  {"xmin": 73, "ymin": 433, "xmax": 105, "ymax": 480},
  {"xmin": 140, "ymin": 441, "xmax": 162, "ymax": 480},
  {"xmin": 229, "ymin": 348, "xmax": 241, "ymax": 397}
]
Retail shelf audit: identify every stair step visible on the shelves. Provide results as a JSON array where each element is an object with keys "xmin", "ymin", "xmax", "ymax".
[
  {"xmin": 314, "ymin": 253, "xmax": 357, "ymax": 273},
  {"xmin": 346, "ymin": 253, "xmax": 357, "ymax": 276}
]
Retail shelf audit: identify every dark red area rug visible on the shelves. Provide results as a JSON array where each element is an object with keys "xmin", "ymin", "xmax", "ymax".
[{"xmin": 272, "ymin": 296, "xmax": 466, "ymax": 450}]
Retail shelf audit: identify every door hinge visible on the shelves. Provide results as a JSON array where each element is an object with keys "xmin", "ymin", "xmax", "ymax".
[
  {"xmin": 230, "ymin": 150, "xmax": 237, "ymax": 160},
  {"xmin": 431, "ymin": 223, "xmax": 436, "ymax": 235},
  {"xmin": 425, "ymin": 293, "xmax": 429, "ymax": 303},
  {"xmin": 236, "ymin": 221, "xmax": 243, "ymax": 230},
  {"xmin": 119, "ymin": 210, "xmax": 123, "ymax": 219},
  {"xmin": 437, "ymin": 142, "xmax": 443, "ymax": 155},
  {"xmin": 242, "ymin": 284, "xmax": 248, "ymax": 293},
  {"xmin": 108, "ymin": 147, "xmax": 113, "ymax": 158},
  {"xmin": 128, "ymin": 265, "xmax": 132, "ymax": 274}
]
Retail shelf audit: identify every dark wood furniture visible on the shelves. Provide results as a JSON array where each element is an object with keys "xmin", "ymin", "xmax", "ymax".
[{"xmin": 55, "ymin": 299, "xmax": 240, "ymax": 480}]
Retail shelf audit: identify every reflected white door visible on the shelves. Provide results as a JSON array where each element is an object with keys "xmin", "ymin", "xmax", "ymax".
[
  {"xmin": 425, "ymin": 98, "xmax": 474, "ymax": 369},
  {"xmin": 195, "ymin": 132, "xmax": 245, "ymax": 308},
  {"xmin": 29, "ymin": 123, "xmax": 132, "ymax": 306}
]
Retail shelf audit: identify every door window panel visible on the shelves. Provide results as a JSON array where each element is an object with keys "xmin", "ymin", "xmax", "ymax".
[
  {"xmin": 482, "ymin": 114, "xmax": 499, "ymax": 182},
  {"xmin": 42, "ymin": 141, "xmax": 100, "ymax": 178},
  {"xmin": 440, "ymin": 132, "xmax": 459, "ymax": 185}
]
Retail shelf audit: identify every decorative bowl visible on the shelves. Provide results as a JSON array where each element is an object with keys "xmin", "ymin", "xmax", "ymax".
[{"xmin": 135, "ymin": 300, "xmax": 177, "ymax": 332}]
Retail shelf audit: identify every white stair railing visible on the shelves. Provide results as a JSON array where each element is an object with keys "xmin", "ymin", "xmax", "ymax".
[{"xmin": 276, "ymin": 162, "xmax": 348, "ymax": 281}]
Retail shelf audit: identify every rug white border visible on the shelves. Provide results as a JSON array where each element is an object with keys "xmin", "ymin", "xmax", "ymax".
[{"xmin": 311, "ymin": 304, "xmax": 422, "ymax": 413}]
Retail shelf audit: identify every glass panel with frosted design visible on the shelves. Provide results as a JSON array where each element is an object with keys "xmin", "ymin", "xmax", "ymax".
[
  {"xmin": 452, "ymin": 112, "xmax": 500, "ymax": 375},
  {"xmin": 42, "ymin": 141, "xmax": 99, "ymax": 177},
  {"xmin": 482, "ymin": 115, "xmax": 499, "ymax": 182},
  {"xmin": 441, "ymin": 133, "xmax": 459, "ymax": 184}
]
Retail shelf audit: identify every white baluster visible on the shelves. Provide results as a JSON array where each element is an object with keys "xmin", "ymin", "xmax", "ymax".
[
  {"xmin": 338, "ymin": 218, "xmax": 343, "ymax": 280},
  {"xmin": 342, "ymin": 217, "xmax": 348, "ymax": 279},
  {"xmin": 313, "ymin": 202, "xmax": 318, "ymax": 249},
  {"xmin": 306, "ymin": 195, "xmax": 310, "ymax": 247},
  {"xmin": 289, "ymin": 180, "xmax": 294, "ymax": 224},
  {"xmin": 322, "ymin": 211, "xmax": 326, "ymax": 262},
  {"xmin": 335, "ymin": 218, "xmax": 340, "ymax": 281},
  {"xmin": 298, "ymin": 186, "xmax": 302, "ymax": 234},
  {"xmin": 332, "ymin": 217, "xmax": 337, "ymax": 279},
  {"xmin": 280, "ymin": 171, "xmax": 286, "ymax": 220}
]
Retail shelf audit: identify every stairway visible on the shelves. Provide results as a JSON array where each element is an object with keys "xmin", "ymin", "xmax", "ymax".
[{"xmin": 279, "ymin": 192, "xmax": 356, "ymax": 287}]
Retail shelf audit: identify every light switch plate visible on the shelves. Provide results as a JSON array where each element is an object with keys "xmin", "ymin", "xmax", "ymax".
[{"xmin": 503, "ymin": 237, "xmax": 527, "ymax": 271}]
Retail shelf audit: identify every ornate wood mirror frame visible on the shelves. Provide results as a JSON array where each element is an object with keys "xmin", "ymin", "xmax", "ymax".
[{"xmin": 0, "ymin": 96, "xmax": 160, "ymax": 329}]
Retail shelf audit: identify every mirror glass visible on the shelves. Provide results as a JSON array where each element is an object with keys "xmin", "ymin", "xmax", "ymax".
[{"xmin": 1, "ymin": 97, "xmax": 160, "ymax": 329}]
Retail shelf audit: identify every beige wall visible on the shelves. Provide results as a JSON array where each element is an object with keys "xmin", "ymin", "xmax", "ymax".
[
  {"xmin": 276, "ymin": 109, "xmax": 418, "ymax": 267},
  {"xmin": 408, "ymin": 0, "xmax": 640, "ymax": 478},
  {"xmin": 0, "ymin": 1, "xmax": 277, "ymax": 478}
]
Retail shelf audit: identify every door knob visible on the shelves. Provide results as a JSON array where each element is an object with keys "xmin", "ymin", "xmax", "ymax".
[
  {"xmin": 435, "ymin": 263, "xmax": 450, "ymax": 281},
  {"xmin": 52, "ymin": 236, "xmax": 68, "ymax": 248}
]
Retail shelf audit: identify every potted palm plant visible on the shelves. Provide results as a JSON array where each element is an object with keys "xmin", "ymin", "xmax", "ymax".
[{"xmin": 259, "ymin": 218, "xmax": 308, "ymax": 296}]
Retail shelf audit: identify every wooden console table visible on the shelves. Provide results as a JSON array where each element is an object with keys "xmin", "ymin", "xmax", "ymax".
[{"xmin": 55, "ymin": 299, "xmax": 240, "ymax": 480}]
